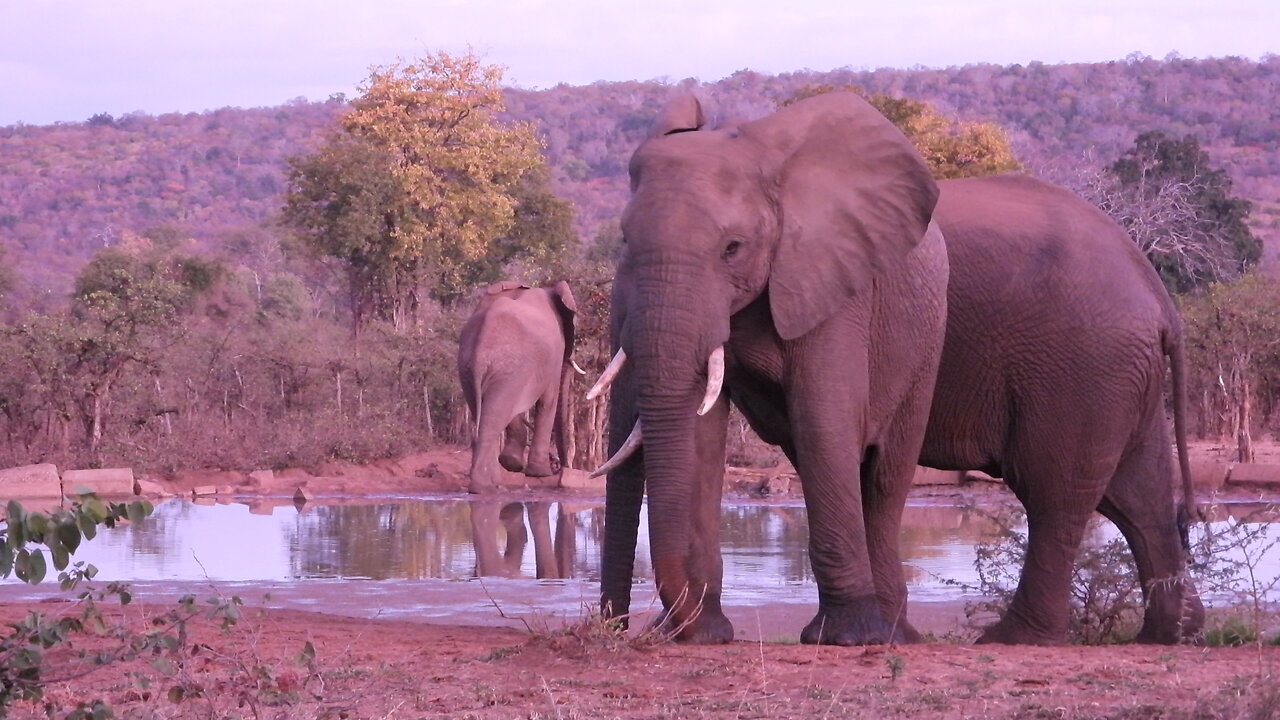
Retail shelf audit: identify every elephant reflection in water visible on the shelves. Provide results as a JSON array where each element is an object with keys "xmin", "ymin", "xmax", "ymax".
[{"xmin": 469, "ymin": 501, "xmax": 577, "ymax": 578}]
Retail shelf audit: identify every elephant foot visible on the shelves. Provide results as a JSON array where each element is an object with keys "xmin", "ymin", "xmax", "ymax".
[
  {"xmin": 1135, "ymin": 586, "xmax": 1205, "ymax": 644},
  {"xmin": 975, "ymin": 614, "xmax": 1062, "ymax": 646},
  {"xmin": 800, "ymin": 596, "xmax": 908, "ymax": 646},
  {"xmin": 498, "ymin": 453, "xmax": 525, "ymax": 473},
  {"xmin": 652, "ymin": 606, "xmax": 734, "ymax": 644},
  {"xmin": 523, "ymin": 461, "xmax": 554, "ymax": 478}
]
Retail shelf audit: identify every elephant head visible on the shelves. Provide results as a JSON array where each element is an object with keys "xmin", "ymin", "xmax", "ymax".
[{"xmin": 598, "ymin": 92, "xmax": 939, "ymax": 638}]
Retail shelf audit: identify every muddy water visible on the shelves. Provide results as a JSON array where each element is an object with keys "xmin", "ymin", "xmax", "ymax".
[{"xmin": 1, "ymin": 497, "xmax": 1275, "ymax": 640}]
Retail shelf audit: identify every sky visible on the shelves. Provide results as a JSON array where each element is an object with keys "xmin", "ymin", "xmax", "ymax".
[{"xmin": 1, "ymin": 0, "xmax": 1277, "ymax": 127}]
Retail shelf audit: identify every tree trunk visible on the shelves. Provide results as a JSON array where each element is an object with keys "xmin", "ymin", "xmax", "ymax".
[
  {"xmin": 335, "ymin": 369, "xmax": 344, "ymax": 416},
  {"xmin": 423, "ymin": 385, "xmax": 434, "ymax": 438},
  {"xmin": 1237, "ymin": 375, "xmax": 1254, "ymax": 463}
]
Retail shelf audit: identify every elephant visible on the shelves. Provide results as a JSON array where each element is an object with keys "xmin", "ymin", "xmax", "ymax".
[
  {"xmin": 457, "ymin": 280, "xmax": 579, "ymax": 494},
  {"xmin": 470, "ymin": 501, "xmax": 576, "ymax": 578},
  {"xmin": 591, "ymin": 91, "xmax": 950, "ymax": 645},
  {"xmin": 594, "ymin": 125, "xmax": 1205, "ymax": 644},
  {"xmin": 916, "ymin": 174, "xmax": 1203, "ymax": 644}
]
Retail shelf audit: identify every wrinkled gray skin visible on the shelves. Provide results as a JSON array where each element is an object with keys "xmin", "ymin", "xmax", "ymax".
[
  {"xmin": 458, "ymin": 281, "xmax": 577, "ymax": 494},
  {"xmin": 601, "ymin": 165, "xmax": 1206, "ymax": 646},
  {"xmin": 601, "ymin": 92, "xmax": 949, "ymax": 646},
  {"xmin": 919, "ymin": 175, "xmax": 1203, "ymax": 644}
]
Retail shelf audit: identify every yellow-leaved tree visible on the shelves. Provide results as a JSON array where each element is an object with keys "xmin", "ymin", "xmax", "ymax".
[
  {"xmin": 286, "ymin": 50, "xmax": 558, "ymax": 330},
  {"xmin": 785, "ymin": 85, "xmax": 1021, "ymax": 179}
]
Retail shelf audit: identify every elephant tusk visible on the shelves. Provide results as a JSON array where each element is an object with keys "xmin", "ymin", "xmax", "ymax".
[
  {"xmin": 586, "ymin": 348, "xmax": 627, "ymax": 401},
  {"xmin": 696, "ymin": 346, "xmax": 725, "ymax": 416},
  {"xmin": 589, "ymin": 420, "xmax": 642, "ymax": 478},
  {"xmin": 570, "ymin": 359, "xmax": 587, "ymax": 375}
]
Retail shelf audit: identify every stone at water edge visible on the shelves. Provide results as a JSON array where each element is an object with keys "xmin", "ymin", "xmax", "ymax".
[{"xmin": 0, "ymin": 463, "xmax": 62, "ymax": 498}]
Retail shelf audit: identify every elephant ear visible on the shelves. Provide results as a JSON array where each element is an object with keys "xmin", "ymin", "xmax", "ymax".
[
  {"xmin": 549, "ymin": 281, "xmax": 578, "ymax": 361},
  {"xmin": 743, "ymin": 92, "xmax": 939, "ymax": 340},
  {"xmin": 650, "ymin": 94, "xmax": 706, "ymax": 137}
]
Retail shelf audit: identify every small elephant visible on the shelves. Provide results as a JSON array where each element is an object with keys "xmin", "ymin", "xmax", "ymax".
[
  {"xmin": 593, "ymin": 91, "xmax": 949, "ymax": 645},
  {"xmin": 458, "ymin": 281, "xmax": 579, "ymax": 494},
  {"xmin": 469, "ymin": 501, "xmax": 575, "ymax": 578}
]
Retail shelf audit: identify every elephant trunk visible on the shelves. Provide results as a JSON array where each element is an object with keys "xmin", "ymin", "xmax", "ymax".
[{"xmin": 630, "ymin": 269, "xmax": 723, "ymax": 633}]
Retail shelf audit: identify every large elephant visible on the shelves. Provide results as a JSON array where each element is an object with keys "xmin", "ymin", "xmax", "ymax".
[
  {"xmin": 593, "ymin": 91, "xmax": 950, "ymax": 645},
  {"xmin": 596, "ymin": 155, "xmax": 1205, "ymax": 642},
  {"xmin": 457, "ymin": 280, "xmax": 579, "ymax": 494},
  {"xmin": 917, "ymin": 174, "xmax": 1203, "ymax": 644}
]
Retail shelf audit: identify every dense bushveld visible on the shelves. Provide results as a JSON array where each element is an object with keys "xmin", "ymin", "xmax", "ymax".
[{"xmin": 1, "ymin": 54, "xmax": 1278, "ymax": 473}]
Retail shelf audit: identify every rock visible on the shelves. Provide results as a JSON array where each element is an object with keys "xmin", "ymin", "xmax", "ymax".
[
  {"xmin": 760, "ymin": 472, "xmax": 793, "ymax": 496},
  {"xmin": 62, "ymin": 468, "xmax": 136, "ymax": 497},
  {"xmin": 913, "ymin": 467, "xmax": 964, "ymax": 486},
  {"xmin": 191, "ymin": 485, "xmax": 220, "ymax": 497},
  {"xmin": 963, "ymin": 470, "xmax": 1001, "ymax": 484},
  {"xmin": 294, "ymin": 486, "xmax": 315, "ymax": 505},
  {"xmin": 135, "ymin": 478, "xmax": 171, "ymax": 498},
  {"xmin": 0, "ymin": 463, "xmax": 62, "ymax": 498},
  {"xmin": 1188, "ymin": 461, "xmax": 1231, "ymax": 493},
  {"xmin": 247, "ymin": 470, "xmax": 274, "ymax": 487},
  {"xmin": 558, "ymin": 468, "xmax": 604, "ymax": 492},
  {"xmin": 1226, "ymin": 463, "xmax": 1280, "ymax": 490}
]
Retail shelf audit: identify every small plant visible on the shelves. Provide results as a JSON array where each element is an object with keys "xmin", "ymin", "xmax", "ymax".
[
  {"xmin": 1188, "ymin": 503, "xmax": 1280, "ymax": 647},
  {"xmin": 0, "ymin": 493, "xmax": 153, "ymax": 715},
  {"xmin": 960, "ymin": 504, "xmax": 1153, "ymax": 644},
  {"xmin": 957, "ymin": 501, "xmax": 1280, "ymax": 647},
  {"xmin": 1204, "ymin": 617, "xmax": 1258, "ymax": 647},
  {"xmin": 884, "ymin": 653, "xmax": 906, "ymax": 682}
]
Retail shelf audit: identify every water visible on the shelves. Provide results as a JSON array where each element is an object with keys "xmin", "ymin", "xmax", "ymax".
[
  {"xmin": 2, "ymin": 496, "xmax": 1275, "ymax": 638},
  {"xmin": 1, "ymin": 497, "xmax": 1003, "ymax": 591}
]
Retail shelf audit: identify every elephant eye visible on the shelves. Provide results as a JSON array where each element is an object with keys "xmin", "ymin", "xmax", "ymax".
[{"xmin": 722, "ymin": 240, "xmax": 742, "ymax": 259}]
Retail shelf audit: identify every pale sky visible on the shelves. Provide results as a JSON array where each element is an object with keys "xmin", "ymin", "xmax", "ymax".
[{"xmin": 1, "ymin": 0, "xmax": 1276, "ymax": 127}]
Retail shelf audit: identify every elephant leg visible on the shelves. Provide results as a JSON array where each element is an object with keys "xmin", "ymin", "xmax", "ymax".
[
  {"xmin": 499, "ymin": 502, "xmax": 529, "ymax": 576},
  {"xmin": 470, "ymin": 501, "xmax": 504, "ymax": 576},
  {"xmin": 498, "ymin": 416, "xmax": 528, "ymax": 473},
  {"xmin": 978, "ymin": 500, "xmax": 1094, "ymax": 644},
  {"xmin": 979, "ymin": 436, "xmax": 1115, "ymax": 645},
  {"xmin": 602, "ymin": 367, "xmax": 644, "ymax": 625},
  {"xmin": 527, "ymin": 502, "xmax": 559, "ymax": 578},
  {"xmin": 787, "ymin": 328, "xmax": 900, "ymax": 646},
  {"xmin": 524, "ymin": 392, "xmax": 558, "ymax": 477},
  {"xmin": 1097, "ymin": 417, "xmax": 1204, "ymax": 643},
  {"xmin": 472, "ymin": 395, "xmax": 523, "ymax": 493},
  {"xmin": 858, "ymin": 358, "xmax": 942, "ymax": 644},
  {"xmin": 553, "ymin": 504, "xmax": 577, "ymax": 579}
]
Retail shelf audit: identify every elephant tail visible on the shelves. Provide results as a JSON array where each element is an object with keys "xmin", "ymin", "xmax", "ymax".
[
  {"xmin": 1164, "ymin": 324, "xmax": 1198, "ymax": 552},
  {"xmin": 554, "ymin": 360, "xmax": 573, "ymax": 473}
]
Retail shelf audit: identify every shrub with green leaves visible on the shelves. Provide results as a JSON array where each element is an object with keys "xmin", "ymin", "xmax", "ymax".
[{"xmin": 1, "ymin": 493, "xmax": 153, "ymax": 715}]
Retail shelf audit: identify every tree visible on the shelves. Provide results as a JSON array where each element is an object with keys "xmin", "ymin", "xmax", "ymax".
[
  {"xmin": 784, "ymin": 85, "xmax": 1021, "ymax": 179},
  {"xmin": 1110, "ymin": 131, "xmax": 1261, "ymax": 293},
  {"xmin": 7, "ymin": 235, "xmax": 207, "ymax": 458},
  {"xmin": 1181, "ymin": 273, "xmax": 1280, "ymax": 461},
  {"xmin": 283, "ymin": 50, "xmax": 556, "ymax": 329}
]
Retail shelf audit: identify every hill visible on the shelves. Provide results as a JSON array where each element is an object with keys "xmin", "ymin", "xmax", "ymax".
[{"xmin": 2, "ymin": 54, "xmax": 1277, "ymax": 308}]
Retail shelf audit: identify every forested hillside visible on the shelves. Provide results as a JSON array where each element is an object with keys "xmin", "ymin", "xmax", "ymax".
[{"xmin": 2, "ymin": 54, "xmax": 1277, "ymax": 309}]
